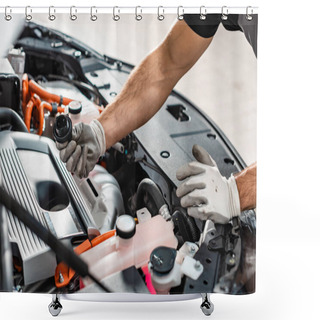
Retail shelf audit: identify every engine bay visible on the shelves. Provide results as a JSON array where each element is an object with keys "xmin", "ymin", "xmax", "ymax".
[{"xmin": 0, "ymin": 22, "xmax": 256, "ymax": 295}]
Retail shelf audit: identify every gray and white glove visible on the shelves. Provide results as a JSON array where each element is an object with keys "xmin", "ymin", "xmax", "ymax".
[
  {"xmin": 176, "ymin": 144, "xmax": 241, "ymax": 224},
  {"xmin": 56, "ymin": 119, "xmax": 106, "ymax": 179}
]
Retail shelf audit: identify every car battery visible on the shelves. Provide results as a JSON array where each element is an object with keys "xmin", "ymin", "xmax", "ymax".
[{"xmin": 0, "ymin": 58, "xmax": 21, "ymax": 114}]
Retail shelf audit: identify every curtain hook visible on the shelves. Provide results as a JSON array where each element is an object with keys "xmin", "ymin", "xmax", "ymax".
[
  {"xmin": 157, "ymin": 6, "xmax": 165, "ymax": 21},
  {"xmin": 70, "ymin": 6, "xmax": 77, "ymax": 21},
  {"xmin": 5, "ymin": 6, "xmax": 12, "ymax": 21},
  {"xmin": 221, "ymin": 6, "xmax": 228, "ymax": 21},
  {"xmin": 135, "ymin": 6, "xmax": 142, "ymax": 21},
  {"xmin": 49, "ymin": 6, "xmax": 56, "ymax": 21},
  {"xmin": 25, "ymin": 6, "xmax": 32, "ymax": 22},
  {"xmin": 200, "ymin": 6, "xmax": 207, "ymax": 20},
  {"xmin": 90, "ymin": 6, "xmax": 98, "ymax": 21},
  {"xmin": 246, "ymin": 6, "xmax": 253, "ymax": 21},
  {"xmin": 113, "ymin": 6, "xmax": 120, "ymax": 21},
  {"xmin": 177, "ymin": 6, "xmax": 184, "ymax": 20}
]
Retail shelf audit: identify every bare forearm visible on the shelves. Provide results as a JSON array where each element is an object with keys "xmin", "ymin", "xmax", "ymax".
[
  {"xmin": 235, "ymin": 162, "xmax": 257, "ymax": 211},
  {"xmin": 98, "ymin": 48, "xmax": 181, "ymax": 149},
  {"xmin": 97, "ymin": 20, "xmax": 213, "ymax": 149}
]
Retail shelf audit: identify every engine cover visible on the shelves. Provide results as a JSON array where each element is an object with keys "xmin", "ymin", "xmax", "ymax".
[{"xmin": 0, "ymin": 131, "xmax": 97, "ymax": 285}]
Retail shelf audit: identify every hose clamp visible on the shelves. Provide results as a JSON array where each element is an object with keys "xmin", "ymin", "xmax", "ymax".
[{"xmin": 159, "ymin": 204, "xmax": 171, "ymax": 221}]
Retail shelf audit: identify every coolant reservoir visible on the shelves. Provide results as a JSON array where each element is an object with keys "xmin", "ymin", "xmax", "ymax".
[
  {"xmin": 80, "ymin": 209, "xmax": 178, "ymax": 286},
  {"xmin": 67, "ymin": 100, "xmax": 99, "ymax": 124}
]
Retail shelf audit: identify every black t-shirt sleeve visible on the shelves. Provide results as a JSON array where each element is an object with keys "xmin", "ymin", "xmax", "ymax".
[
  {"xmin": 184, "ymin": 14, "xmax": 241, "ymax": 38},
  {"xmin": 184, "ymin": 14, "xmax": 257, "ymax": 57},
  {"xmin": 183, "ymin": 14, "xmax": 221, "ymax": 38}
]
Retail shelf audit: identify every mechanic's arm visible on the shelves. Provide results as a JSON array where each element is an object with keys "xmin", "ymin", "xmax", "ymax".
[
  {"xmin": 234, "ymin": 162, "xmax": 256, "ymax": 211},
  {"xmin": 99, "ymin": 20, "xmax": 213, "ymax": 149},
  {"xmin": 176, "ymin": 145, "xmax": 256, "ymax": 224},
  {"xmin": 57, "ymin": 21, "xmax": 213, "ymax": 178}
]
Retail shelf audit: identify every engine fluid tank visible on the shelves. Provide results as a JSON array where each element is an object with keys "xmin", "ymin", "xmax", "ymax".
[
  {"xmin": 80, "ymin": 208, "xmax": 178, "ymax": 286},
  {"xmin": 67, "ymin": 100, "xmax": 99, "ymax": 125}
]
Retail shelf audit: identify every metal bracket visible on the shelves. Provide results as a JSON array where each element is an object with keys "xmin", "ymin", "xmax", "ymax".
[{"xmin": 183, "ymin": 225, "xmax": 223, "ymax": 293}]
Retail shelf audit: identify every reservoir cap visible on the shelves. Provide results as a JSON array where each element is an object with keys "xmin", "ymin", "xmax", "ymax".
[
  {"xmin": 53, "ymin": 114, "xmax": 72, "ymax": 143},
  {"xmin": 150, "ymin": 246, "xmax": 177, "ymax": 275},
  {"xmin": 68, "ymin": 101, "xmax": 82, "ymax": 114},
  {"xmin": 116, "ymin": 215, "xmax": 136, "ymax": 239}
]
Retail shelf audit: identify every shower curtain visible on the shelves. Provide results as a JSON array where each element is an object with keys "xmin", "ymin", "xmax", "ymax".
[{"xmin": 0, "ymin": 6, "xmax": 257, "ymax": 298}]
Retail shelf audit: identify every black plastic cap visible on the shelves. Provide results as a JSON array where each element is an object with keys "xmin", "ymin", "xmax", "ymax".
[
  {"xmin": 68, "ymin": 101, "xmax": 82, "ymax": 114},
  {"xmin": 53, "ymin": 114, "xmax": 73, "ymax": 143},
  {"xmin": 150, "ymin": 246, "xmax": 177, "ymax": 275}
]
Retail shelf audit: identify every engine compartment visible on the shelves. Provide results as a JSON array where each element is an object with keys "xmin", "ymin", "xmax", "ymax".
[{"xmin": 0, "ymin": 22, "xmax": 256, "ymax": 295}]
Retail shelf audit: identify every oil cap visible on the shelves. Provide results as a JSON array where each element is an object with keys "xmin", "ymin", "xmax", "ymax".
[
  {"xmin": 68, "ymin": 101, "xmax": 82, "ymax": 114},
  {"xmin": 116, "ymin": 215, "xmax": 136, "ymax": 239},
  {"xmin": 53, "ymin": 114, "xmax": 73, "ymax": 143},
  {"xmin": 150, "ymin": 247, "xmax": 177, "ymax": 276}
]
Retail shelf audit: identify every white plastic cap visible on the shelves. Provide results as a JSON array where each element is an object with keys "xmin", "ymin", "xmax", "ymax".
[{"xmin": 116, "ymin": 215, "xmax": 136, "ymax": 239}]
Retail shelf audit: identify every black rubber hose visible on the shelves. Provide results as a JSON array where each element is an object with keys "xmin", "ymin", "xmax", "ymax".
[
  {"xmin": 172, "ymin": 209, "xmax": 201, "ymax": 243},
  {"xmin": 46, "ymin": 74, "xmax": 103, "ymax": 99},
  {"xmin": 0, "ymin": 186, "xmax": 110, "ymax": 293},
  {"xmin": 185, "ymin": 213, "xmax": 201, "ymax": 242},
  {"xmin": 135, "ymin": 178, "xmax": 166, "ymax": 216},
  {"xmin": 0, "ymin": 108, "xmax": 28, "ymax": 133}
]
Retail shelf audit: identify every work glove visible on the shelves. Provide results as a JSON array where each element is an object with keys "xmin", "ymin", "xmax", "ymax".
[
  {"xmin": 56, "ymin": 119, "xmax": 106, "ymax": 179},
  {"xmin": 176, "ymin": 144, "xmax": 241, "ymax": 224}
]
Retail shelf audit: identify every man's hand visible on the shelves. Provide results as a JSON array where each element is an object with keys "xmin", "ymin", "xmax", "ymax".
[
  {"xmin": 176, "ymin": 145, "xmax": 241, "ymax": 224},
  {"xmin": 56, "ymin": 119, "xmax": 106, "ymax": 179}
]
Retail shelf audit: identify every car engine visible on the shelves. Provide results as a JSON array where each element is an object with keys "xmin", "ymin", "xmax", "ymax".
[{"xmin": 0, "ymin": 22, "xmax": 256, "ymax": 295}]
